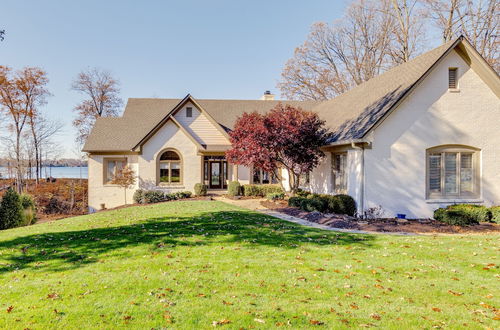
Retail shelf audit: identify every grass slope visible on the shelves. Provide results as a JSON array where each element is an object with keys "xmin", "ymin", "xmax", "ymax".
[{"xmin": 0, "ymin": 201, "xmax": 498, "ymax": 329}]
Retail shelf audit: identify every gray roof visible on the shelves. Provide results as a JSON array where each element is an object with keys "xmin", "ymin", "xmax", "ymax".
[
  {"xmin": 84, "ymin": 38, "xmax": 462, "ymax": 152},
  {"xmin": 83, "ymin": 98, "xmax": 321, "ymax": 151},
  {"xmin": 314, "ymin": 39, "xmax": 458, "ymax": 142}
]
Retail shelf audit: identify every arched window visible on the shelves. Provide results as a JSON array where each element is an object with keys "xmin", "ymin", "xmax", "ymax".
[
  {"xmin": 159, "ymin": 150, "xmax": 181, "ymax": 184},
  {"xmin": 426, "ymin": 145, "xmax": 480, "ymax": 199}
]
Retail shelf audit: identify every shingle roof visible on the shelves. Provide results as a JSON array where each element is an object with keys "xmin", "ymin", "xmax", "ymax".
[
  {"xmin": 83, "ymin": 38, "xmax": 462, "ymax": 152},
  {"xmin": 83, "ymin": 98, "xmax": 321, "ymax": 151},
  {"xmin": 313, "ymin": 39, "xmax": 458, "ymax": 142}
]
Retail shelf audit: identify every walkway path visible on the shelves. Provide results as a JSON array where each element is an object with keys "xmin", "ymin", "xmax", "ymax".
[{"xmin": 213, "ymin": 196, "xmax": 417, "ymax": 236}]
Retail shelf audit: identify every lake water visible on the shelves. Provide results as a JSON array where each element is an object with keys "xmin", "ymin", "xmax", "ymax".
[{"xmin": 0, "ymin": 166, "xmax": 88, "ymax": 179}]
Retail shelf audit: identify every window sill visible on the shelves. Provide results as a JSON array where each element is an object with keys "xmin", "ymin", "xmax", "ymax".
[
  {"xmin": 426, "ymin": 198, "xmax": 483, "ymax": 204},
  {"xmin": 158, "ymin": 183, "xmax": 185, "ymax": 189},
  {"xmin": 448, "ymin": 88, "xmax": 460, "ymax": 93}
]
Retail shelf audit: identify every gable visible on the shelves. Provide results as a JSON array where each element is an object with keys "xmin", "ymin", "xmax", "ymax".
[
  {"xmin": 370, "ymin": 48, "xmax": 499, "ymax": 148},
  {"xmin": 173, "ymin": 101, "xmax": 230, "ymax": 146}
]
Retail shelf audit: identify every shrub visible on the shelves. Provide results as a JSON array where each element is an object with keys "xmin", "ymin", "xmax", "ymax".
[
  {"xmin": 143, "ymin": 190, "xmax": 165, "ymax": 204},
  {"xmin": 133, "ymin": 189, "xmax": 145, "ymax": 204},
  {"xmin": 490, "ymin": 206, "xmax": 500, "ymax": 224},
  {"xmin": 288, "ymin": 193, "xmax": 356, "ymax": 216},
  {"xmin": 176, "ymin": 191, "xmax": 192, "ymax": 199},
  {"xmin": 243, "ymin": 184, "xmax": 284, "ymax": 197},
  {"xmin": 335, "ymin": 194, "xmax": 357, "ymax": 216},
  {"xmin": 0, "ymin": 188, "xmax": 24, "ymax": 230},
  {"xmin": 433, "ymin": 206, "xmax": 479, "ymax": 226},
  {"xmin": 295, "ymin": 188, "xmax": 311, "ymax": 198},
  {"xmin": 20, "ymin": 194, "xmax": 37, "ymax": 226},
  {"xmin": 266, "ymin": 192, "xmax": 285, "ymax": 201},
  {"xmin": 446, "ymin": 204, "xmax": 492, "ymax": 222},
  {"xmin": 194, "ymin": 183, "xmax": 208, "ymax": 196},
  {"xmin": 300, "ymin": 197, "xmax": 328, "ymax": 212},
  {"xmin": 243, "ymin": 184, "xmax": 262, "ymax": 197},
  {"xmin": 227, "ymin": 181, "xmax": 241, "ymax": 197},
  {"xmin": 288, "ymin": 196, "xmax": 305, "ymax": 208}
]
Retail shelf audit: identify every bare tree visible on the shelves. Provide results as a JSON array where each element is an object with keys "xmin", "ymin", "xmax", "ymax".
[
  {"xmin": 111, "ymin": 165, "xmax": 136, "ymax": 205},
  {"xmin": 0, "ymin": 66, "xmax": 50, "ymax": 192},
  {"xmin": 71, "ymin": 68, "xmax": 123, "ymax": 144},
  {"xmin": 278, "ymin": 0, "xmax": 397, "ymax": 100},
  {"xmin": 423, "ymin": 0, "xmax": 499, "ymax": 71},
  {"xmin": 387, "ymin": 0, "xmax": 427, "ymax": 63},
  {"xmin": 29, "ymin": 115, "xmax": 63, "ymax": 183}
]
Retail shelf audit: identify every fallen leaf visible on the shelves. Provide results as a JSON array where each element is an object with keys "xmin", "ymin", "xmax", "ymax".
[
  {"xmin": 432, "ymin": 307, "xmax": 441, "ymax": 312},
  {"xmin": 6, "ymin": 306, "xmax": 13, "ymax": 313},
  {"xmin": 212, "ymin": 319, "xmax": 231, "ymax": 326},
  {"xmin": 448, "ymin": 290, "xmax": 463, "ymax": 296},
  {"xmin": 309, "ymin": 319, "xmax": 324, "ymax": 325},
  {"xmin": 254, "ymin": 318, "xmax": 265, "ymax": 323},
  {"xmin": 370, "ymin": 313, "xmax": 381, "ymax": 320}
]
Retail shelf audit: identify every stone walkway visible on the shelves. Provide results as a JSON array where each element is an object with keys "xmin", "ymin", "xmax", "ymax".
[{"xmin": 213, "ymin": 196, "xmax": 417, "ymax": 236}]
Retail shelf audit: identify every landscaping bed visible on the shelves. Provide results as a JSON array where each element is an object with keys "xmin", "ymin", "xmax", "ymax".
[{"xmin": 262, "ymin": 200, "xmax": 500, "ymax": 234}]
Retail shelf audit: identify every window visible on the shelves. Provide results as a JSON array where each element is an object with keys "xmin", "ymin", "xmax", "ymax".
[
  {"xmin": 252, "ymin": 168, "xmax": 279, "ymax": 184},
  {"xmin": 299, "ymin": 172, "xmax": 310, "ymax": 186},
  {"xmin": 448, "ymin": 68, "xmax": 458, "ymax": 89},
  {"xmin": 159, "ymin": 150, "xmax": 182, "ymax": 184},
  {"xmin": 427, "ymin": 146, "xmax": 479, "ymax": 199},
  {"xmin": 186, "ymin": 107, "xmax": 193, "ymax": 117},
  {"xmin": 332, "ymin": 152, "xmax": 347, "ymax": 193},
  {"xmin": 104, "ymin": 158, "xmax": 126, "ymax": 184}
]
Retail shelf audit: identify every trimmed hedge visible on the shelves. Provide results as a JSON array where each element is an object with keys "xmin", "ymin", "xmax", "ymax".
[
  {"xmin": 194, "ymin": 183, "xmax": 208, "ymax": 196},
  {"xmin": 133, "ymin": 189, "xmax": 192, "ymax": 204},
  {"xmin": 288, "ymin": 194, "xmax": 357, "ymax": 216},
  {"xmin": 266, "ymin": 192, "xmax": 285, "ymax": 201},
  {"xmin": 491, "ymin": 206, "xmax": 500, "ymax": 224},
  {"xmin": 433, "ymin": 204, "xmax": 496, "ymax": 226},
  {"xmin": 242, "ymin": 184, "xmax": 284, "ymax": 197},
  {"xmin": 227, "ymin": 181, "xmax": 241, "ymax": 197}
]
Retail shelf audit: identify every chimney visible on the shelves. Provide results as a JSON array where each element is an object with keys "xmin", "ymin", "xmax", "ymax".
[{"xmin": 260, "ymin": 90, "xmax": 275, "ymax": 101}]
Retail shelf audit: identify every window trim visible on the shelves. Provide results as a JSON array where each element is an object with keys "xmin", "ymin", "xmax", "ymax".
[
  {"xmin": 103, "ymin": 157, "xmax": 127, "ymax": 185},
  {"xmin": 157, "ymin": 148, "xmax": 183, "ymax": 186},
  {"xmin": 186, "ymin": 107, "xmax": 193, "ymax": 117},
  {"xmin": 331, "ymin": 152, "xmax": 348, "ymax": 194},
  {"xmin": 426, "ymin": 145, "xmax": 480, "ymax": 200}
]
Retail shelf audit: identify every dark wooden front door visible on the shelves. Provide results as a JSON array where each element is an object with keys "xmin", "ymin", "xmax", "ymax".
[{"xmin": 209, "ymin": 161, "xmax": 222, "ymax": 189}]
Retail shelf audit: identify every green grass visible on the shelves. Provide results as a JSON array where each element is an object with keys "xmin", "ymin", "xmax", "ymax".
[{"xmin": 0, "ymin": 201, "xmax": 498, "ymax": 329}]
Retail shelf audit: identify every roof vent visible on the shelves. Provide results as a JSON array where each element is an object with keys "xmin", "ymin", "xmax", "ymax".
[{"xmin": 260, "ymin": 90, "xmax": 275, "ymax": 101}]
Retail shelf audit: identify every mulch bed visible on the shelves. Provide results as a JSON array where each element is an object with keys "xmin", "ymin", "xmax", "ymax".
[{"xmin": 261, "ymin": 200, "xmax": 500, "ymax": 234}]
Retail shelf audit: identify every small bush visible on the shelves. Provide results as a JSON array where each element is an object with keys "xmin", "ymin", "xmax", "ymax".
[
  {"xmin": 300, "ymin": 197, "xmax": 328, "ymax": 213},
  {"xmin": 266, "ymin": 192, "xmax": 285, "ymax": 201},
  {"xmin": 288, "ymin": 193, "xmax": 356, "ymax": 216},
  {"xmin": 243, "ymin": 184, "xmax": 284, "ymax": 197},
  {"xmin": 335, "ymin": 194, "xmax": 357, "ymax": 217},
  {"xmin": 295, "ymin": 188, "xmax": 311, "ymax": 198},
  {"xmin": 434, "ymin": 204, "xmax": 495, "ymax": 226},
  {"xmin": 490, "ymin": 206, "xmax": 500, "ymax": 224},
  {"xmin": 20, "ymin": 194, "xmax": 37, "ymax": 226},
  {"xmin": 433, "ymin": 206, "xmax": 479, "ymax": 226},
  {"xmin": 0, "ymin": 188, "xmax": 24, "ymax": 230},
  {"xmin": 133, "ymin": 189, "xmax": 145, "ymax": 204},
  {"xmin": 194, "ymin": 183, "xmax": 208, "ymax": 196},
  {"xmin": 143, "ymin": 190, "xmax": 165, "ymax": 204},
  {"xmin": 177, "ymin": 191, "xmax": 192, "ymax": 199},
  {"xmin": 227, "ymin": 181, "xmax": 241, "ymax": 197},
  {"xmin": 288, "ymin": 196, "xmax": 305, "ymax": 208}
]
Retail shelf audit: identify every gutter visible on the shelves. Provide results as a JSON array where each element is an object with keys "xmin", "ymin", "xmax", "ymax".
[{"xmin": 351, "ymin": 141, "xmax": 365, "ymax": 218}]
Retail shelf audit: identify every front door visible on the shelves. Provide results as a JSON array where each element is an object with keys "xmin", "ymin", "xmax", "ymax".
[{"xmin": 209, "ymin": 161, "xmax": 222, "ymax": 189}]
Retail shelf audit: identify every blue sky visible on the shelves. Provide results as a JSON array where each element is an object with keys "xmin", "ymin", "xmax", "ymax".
[{"xmin": 1, "ymin": 0, "xmax": 347, "ymax": 157}]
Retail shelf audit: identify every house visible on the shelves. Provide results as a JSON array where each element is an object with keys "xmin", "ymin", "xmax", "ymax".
[{"xmin": 83, "ymin": 37, "xmax": 500, "ymax": 218}]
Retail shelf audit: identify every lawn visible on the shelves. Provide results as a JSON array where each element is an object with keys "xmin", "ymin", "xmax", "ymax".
[{"xmin": 0, "ymin": 201, "xmax": 498, "ymax": 329}]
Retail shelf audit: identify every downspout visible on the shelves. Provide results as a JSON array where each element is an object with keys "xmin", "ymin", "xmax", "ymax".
[{"xmin": 351, "ymin": 142, "xmax": 365, "ymax": 218}]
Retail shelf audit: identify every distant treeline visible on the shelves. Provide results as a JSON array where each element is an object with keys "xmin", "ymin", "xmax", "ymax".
[{"xmin": 0, "ymin": 158, "xmax": 87, "ymax": 168}]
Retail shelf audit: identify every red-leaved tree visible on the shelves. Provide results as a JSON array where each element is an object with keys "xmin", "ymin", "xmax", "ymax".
[{"xmin": 226, "ymin": 104, "xmax": 333, "ymax": 195}]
